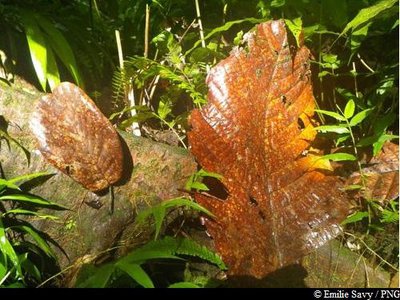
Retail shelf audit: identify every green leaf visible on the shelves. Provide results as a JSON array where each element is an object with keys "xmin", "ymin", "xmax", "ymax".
[
  {"xmin": 344, "ymin": 100, "xmax": 355, "ymax": 119},
  {"xmin": 76, "ymin": 264, "xmax": 115, "ymax": 288},
  {"xmin": 157, "ymin": 99, "xmax": 172, "ymax": 120},
  {"xmin": 162, "ymin": 197, "xmax": 214, "ymax": 217},
  {"xmin": 169, "ymin": 282, "xmax": 200, "ymax": 288},
  {"xmin": 34, "ymin": 13, "xmax": 83, "ymax": 87},
  {"xmin": 19, "ymin": 253, "xmax": 41, "ymax": 282},
  {"xmin": 321, "ymin": 153, "xmax": 357, "ymax": 162},
  {"xmin": 350, "ymin": 22, "xmax": 371, "ymax": 54},
  {"xmin": 8, "ymin": 172, "xmax": 52, "ymax": 185},
  {"xmin": 0, "ymin": 179, "xmax": 20, "ymax": 191},
  {"xmin": 11, "ymin": 225, "xmax": 55, "ymax": 259},
  {"xmin": 45, "ymin": 46, "xmax": 60, "ymax": 91},
  {"xmin": 188, "ymin": 181, "xmax": 209, "ymax": 191},
  {"xmin": 271, "ymin": 0, "xmax": 285, "ymax": 7},
  {"xmin": 341, "ymin": 0, "xmax": 398, "ymax": 35},
  {"xmin": 4, "ymin": 209, "xmax": 58, "ymax": 220},
  {"xmin": 185, "ymin": 17, "xmax": 265, "ymax": 56},
  {"xmin": 116, "ymin": 263, "xmax": 154, "ymax": 288},
  {"xmin": 0, "ymin": 218, "xmax": 21, "ymax": 277},
  {"xmin": 349, "ymin": 108, "xmax": 373, "ymax": 126},
  {"xmin": 344, "ymin": 184, "xmax": 363, "ymax": 191},
  {"xmin": 20, "ymin": 11, "xmax": 47, "ymax": 91},
  {"xmin": 315, "ymin": 125, "xmax": 349, "ymax": 134},
  {"xmin": 152, "ymin": 206, "xmax": 166, "ymax": 240},
  {"xmin": 196, "ymin": 169, "xmax": 223, "ymax": 180},
  {"xmin": 315, "ymin": 109, "xmax": 346, "ymax": 121},
  {"xmin": 373, "ymin": 134, "xmax": 399, "ymax": 156},
  {"xmin": 342, "ymin": 211, "xmax": 369, "ymax": 225},
  {"xmin": 285, "ymin": 18, "xmax": 303, "ymax": 47},
  {"xmin": 0, "ymin": 194, "xmax": 66, "ymax": 209}
]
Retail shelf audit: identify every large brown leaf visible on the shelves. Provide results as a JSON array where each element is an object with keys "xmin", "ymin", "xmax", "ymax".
[
  {"xmin": 30, "ymin": 82, "xmax": 123, "ymax": 192},
  {"xmin": 188, "ymin": 20, "xmax": 350, "ymax": 278}
]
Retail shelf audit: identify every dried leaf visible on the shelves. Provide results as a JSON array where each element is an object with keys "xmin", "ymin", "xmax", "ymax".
[
  {"xmin": 188, "ymin": 20, "xmax": 350, "ymax": 278},
  {"xmin": 347, "ymin": 142, "xmax": 399, "ymax": 203},
  {"xmin": 30, "ymin": 82, "xmax": 123, "ymax": 191}
]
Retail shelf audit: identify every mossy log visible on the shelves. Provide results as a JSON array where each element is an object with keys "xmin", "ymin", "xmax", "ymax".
[{"xmin": 0, "ymin": 79, "xmax": 393, "ymax": 287}]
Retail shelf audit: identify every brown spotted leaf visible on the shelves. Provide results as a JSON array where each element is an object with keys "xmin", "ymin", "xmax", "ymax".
[
  {"xmin": 30, "ymin": 82, "xmax": 123, "ymax": 192},
  {"xmin": 188, "ymin": 20, "xmax": 350, "ymax": 278},
  {"xmin": 347, "ymin": 142, "xmax": 399, "ymax": 203}
]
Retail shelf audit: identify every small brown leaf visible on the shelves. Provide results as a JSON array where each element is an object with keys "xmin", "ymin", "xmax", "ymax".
[
  {"xmin": 347, "ymin": 142, "xmax": 399, "ymax": 203},
  {"xmin": 188, "ymin": 20, "xmax": 350, "ymax": 278},
  {"xmin": 30, "ymin": 82, "xmax": 123, "ymax": 192}
]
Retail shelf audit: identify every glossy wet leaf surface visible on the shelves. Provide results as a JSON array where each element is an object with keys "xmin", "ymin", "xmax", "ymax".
[
  {"xmin": 188, "ymin": 20, "xmax": 350, "ymax": 278},
  {"xmin": 30, "ymin": 82, "xmax": 123, "ymax": 191}
]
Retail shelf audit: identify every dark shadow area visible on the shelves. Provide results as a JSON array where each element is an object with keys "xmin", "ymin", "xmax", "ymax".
[
  {"xmin": 225, "ymin": 264, "xmax": 308, "ymax": 288},
  {"xmin": 20, "ymin": 173, "xmax": 56, "ymax": 191},
  {"xmin": 202, "ymin": 176, "xmax": 229, "ymax": 201},
  {"xmin": 114, "ymin": 132, "xmax": 134, "ymax": 187}
]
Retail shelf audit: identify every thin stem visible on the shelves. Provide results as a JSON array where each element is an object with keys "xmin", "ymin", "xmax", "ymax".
[
  {"xmin": 357, "ymin": 54, "xmax": 375, "ymax": 73},
  {"xmin": 144, "ymin": 4, "xmax": 150, "ymax": 58},
  {"xmin": 352, "ymin": 62, "xmax": 359, "ymax": 98},
  {"xmin": 195, "ymin": 0, "xmax": 206, "ymax": 48},
  {"xmin": 344, "ymin": 232, "xmax": 399, "ymax": 271},
  {"xmin": 156, "ymin": 115, "xmax": 187, "ymax": 149},
  {"xmin": 115, "ymin": 30, "xmax": 124, "ymax": 70}
]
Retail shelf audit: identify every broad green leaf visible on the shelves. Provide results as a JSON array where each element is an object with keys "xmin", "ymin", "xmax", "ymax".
[
  {"xmin": 335, "ymin": 134, "xmax": 351, "ymax": 146},
  {"xmin": 169, "ymin": 282, "xmax": 200, "ymax": 288},
  {"xmin": 344, "ymin": 184, "xmax": 363, "ymax": 191},
  {"xmin": 196, "ymin": 169, "xmax": 223, "ymax": 180},
  {"xmin": 8, "ymin": 172, "xmax": 51, "ymax": 185},
  {"xmin": 321, "ymin": 153, "xmax": 357, "ymax": 162},
  {"xmin": 344, "ymin": 100, "xmax": 355, "ymax": 119},
  {"xmin": 315, "ymin": 109, "xmax": 346, "ymax": 121},
  {"xmin": 20, "ymin": 11, "xmax": 47, "ymax": 91},
  {"xmin": 285, "ymin": 18, "xmax": 302, "ymax": 47},
  {"xmin": 34, "ymin": 14, "xmax": 83, "ymax": 87},
  {"xmin": 350, "ymin": 22, "xmax": 371, "ymax": 54},
  {"xmin": 341, "ymin": 0, "xmax": 398, "ymax": 35},
  {"xmin": 188, "ymin": 181, "xmax": 209, "ymax": 191},
  {"xmin": 45, "ymin": 46, "xmax": 60, "ymax": 91},
  {"xmin": 76, "ymin": 264, "xmax": 115, "ymax": 288},
  {"xmin": 0, "ymin": 194, "xmax": 66, "ymax": 209},
  {"xmin": 185, "ymin": 18, "xmax": 265, "ymax": 56},
  {"xmin": 0, "ymin": 179, "xmax": 20, "ymax": 191},
  {"xmin": 373, "ymin": 134, "xmax": 399, "ymax": 156},
  {"xmin": 349, "ymin": 108, "xmax": 373, "ymax": 126},
  {"xmin": 0, "ymin": 258, "xmax": 6, "ymax": 281},
  {"xmin": 19, "ymin": 253, "xmax": 41, "ymax": 282},
  {"xmin": 4, "ymin": 209, "xmax": 58, "ymax": 220},
  {"xmin": 271, "ymin": 0, "xmax": 285, "ymax": 7},
  {"xmin": 157, "ymin": 100, "xmax": 172, "ymax": 120},
  {"xmin": 11, "ymin": 225, "xmax": 55, "ymax": 259},
  {"xmin": 162, "ymin": 197, "xmax": 214, "ymax": 217},
  {"xmin": 152, "ymin": 206, "xmax": 166, "ymax": 240},
  {"xmin": 116, "ymin": 263, "xmax": 154, "ymax": 288},
  {"xmin": 342, "ymin": 211, "xmax": 369, "ymax": 225},
  {"xmin": 118, "ymin": 249, "xmax": 180, "ymax": 265},
  {"xmin": 0, "ymin": 218, "xmax": 21, "ymax": 277},
  {"xmin": 315, "ymin": 125, "xmax": 349, "ymax": 134},
  {"xmin": 380, "ymin": 207, "xmax": 399, "ymax": 223}
]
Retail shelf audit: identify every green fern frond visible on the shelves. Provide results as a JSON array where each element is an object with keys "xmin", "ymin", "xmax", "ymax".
[{"xmin": 133, "ymin": 236, "xmax": 227, "ymax": 270}]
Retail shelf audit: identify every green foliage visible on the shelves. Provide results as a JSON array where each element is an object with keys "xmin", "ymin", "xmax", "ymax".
[
  {"xmin": 0, "ymin": 172, "xmax": 66, "ymax": 287},
  {"xmin": 75, "ymin": 236, "xmax": 226, "ymax": 288},
  {"xmin": 136, "ymin": 197, "xmax": 214, "ymax": 240}
]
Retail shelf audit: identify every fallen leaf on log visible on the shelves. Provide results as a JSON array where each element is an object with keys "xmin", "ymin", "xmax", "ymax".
[{"xmin": 30, "ymin": 82, "xmax": 123, "ymax": 192}]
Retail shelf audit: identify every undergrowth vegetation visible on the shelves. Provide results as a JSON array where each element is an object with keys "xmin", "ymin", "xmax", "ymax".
[{"xmin": 0, "ymin": 0, "xmax": 398, "ymax": 287}]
